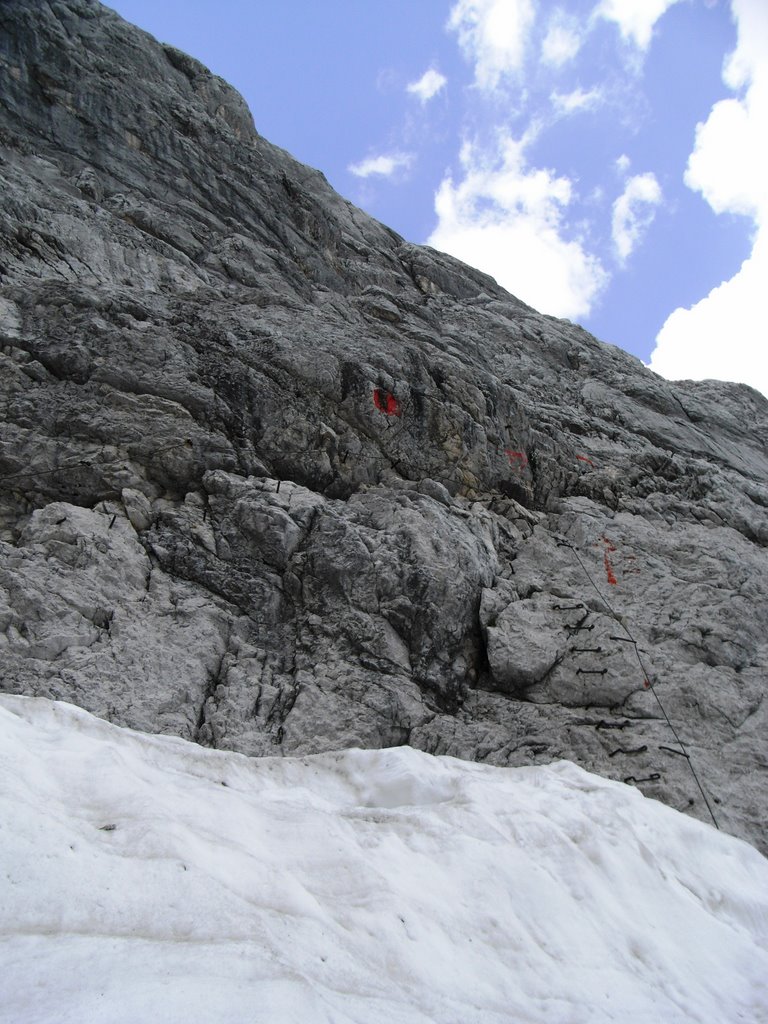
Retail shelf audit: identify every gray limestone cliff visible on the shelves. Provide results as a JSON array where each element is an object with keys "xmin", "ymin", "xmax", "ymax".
[{"xmin": 1, "ymin": 0, "xmax": 767, "ymax": 851}]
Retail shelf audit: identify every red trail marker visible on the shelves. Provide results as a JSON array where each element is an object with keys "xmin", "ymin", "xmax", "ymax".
[
  {"xmin": 373, "ymin": 388, "xmax": 401, "ymax": 416},
  {"xmin": 504, "ymin": 449, "xmax": 528, "ymax": 468},
  {"xmin": 602, "ymin": 536, "xmax": 618, "ymax": 585}
]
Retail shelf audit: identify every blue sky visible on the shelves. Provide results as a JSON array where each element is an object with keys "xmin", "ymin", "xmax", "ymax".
[{"xmin": 107, "ymin": 1, "xmax": 767, "ymax": 396}]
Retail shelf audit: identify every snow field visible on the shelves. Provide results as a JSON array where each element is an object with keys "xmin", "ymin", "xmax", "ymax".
[{"xmin": 1, "ymin": 694, "xmax": 767, "ymax": 1023}]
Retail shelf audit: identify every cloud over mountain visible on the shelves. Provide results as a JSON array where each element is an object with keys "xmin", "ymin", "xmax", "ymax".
[
  {"xmin": 649, "ymin": 0, "xmax": 768, "ymax": 396},
  {"xmin": 612, "ymin": 172, "xmax": 662, "ymax": 264},
  {"xmin": 428, "ymin": 134, "xmax": 607, "ymax": 319},
  {"xmin": 348, "ymin": 152, "xmax": 414, "ymax": 179}
]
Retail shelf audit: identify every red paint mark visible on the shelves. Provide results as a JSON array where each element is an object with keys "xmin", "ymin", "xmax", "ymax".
[
  {"xmin": 602, "ymin": 536, "xmax": 618, "ymax": 585},
  {"xmin": 576, "ymin": 454, "xmax": 595, "ymax": 467},
  {"xmin": 373, "ymin": 388, "xmax": 401, "ymax": 416},
  {"xmin": 604, "ymin": 555, "xmax": 618, "ymax": 585},
  {"xmin": 504, "ymin": 449, "xmax": 528, "ymax": 468},
  {"xmin": 643, "ymin": 679, "xmax": 650, "ymax": 689}
]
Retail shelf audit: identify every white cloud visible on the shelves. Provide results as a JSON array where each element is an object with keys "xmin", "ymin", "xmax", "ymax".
[
  {"xmin": 427, "ymin": 134, "xmax": 607, "ymax": 319},
  {"xmin": 447, "ymin": 0, "xmax": 535, "ymax": 90},
  {"xmin": 724, "ymin": 0, "xmax": 768, "ymax": 91},
  {"xmin": 615, "ymin": 153, "xmax": 631, "ymax": 176},
  {"xmin": 551, "ymin": 86, "xmax": 603, "ymax": 114},
  {"xmin": 650, "ymin": 236, "xmax": 768, "ymax": 394},
  {"xmin": 541, "ymin": 12, "xmax": 582, "ymax": 66},
  {"xmin": 594, "ymin": 0, "xmax": 683, "ymax": 50},
  {"xmin": 684, "ymin": 92, "xmax": 768, "ymax": 220},
  {"xmin": 611, "ymin": 172, "xmax": 662, "ymax": 263},
  {"xmin": 649, "ymin": 0, "xmax": 768, "ymax": 397},
  {"xmin": 348, "ymin": 152, "xmax": 413, "ymax": 179},
  {"xmin": 406, "ymin": 68, "xmax": 448, "ymax": 103}
]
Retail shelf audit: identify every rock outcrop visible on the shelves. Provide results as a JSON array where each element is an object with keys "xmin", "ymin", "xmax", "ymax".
[{"xmin": 1, "ymin": 0, "xmax": 766, "ymax": 850}]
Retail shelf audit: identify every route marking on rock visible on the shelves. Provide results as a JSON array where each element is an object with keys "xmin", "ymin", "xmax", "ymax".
[
  {"xmin": 373, "ymin": 388, "xmax": 401, "ymax": 417},
  {"xmin": 576, "ymin": 454, "xmax": 595, "ymax": 467},
  {"xmin": 504, "ymin": 449, "xmax": 528, "ymax": 469},
  {"xmin": 602, "ymin": 536, "xmax": 618, "ymax": 586}
]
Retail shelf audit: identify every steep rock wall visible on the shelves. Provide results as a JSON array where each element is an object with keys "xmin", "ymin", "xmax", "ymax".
[{"xmin": 1, "ymin": 0, "xmax": 766, "ymax": 851}]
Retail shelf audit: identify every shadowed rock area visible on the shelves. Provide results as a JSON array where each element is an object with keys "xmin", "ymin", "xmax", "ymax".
[{"xmin": 1, "ymin": 0, "xmax": 766, "ymax": 851}]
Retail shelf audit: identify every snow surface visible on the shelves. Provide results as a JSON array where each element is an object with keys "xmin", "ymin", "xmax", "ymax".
[{"xmin": 1, "ymin": 695, "xmax": 767, "ymax": 1024}]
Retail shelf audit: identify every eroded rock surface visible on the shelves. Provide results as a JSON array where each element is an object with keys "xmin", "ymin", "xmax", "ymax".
[{"xmin": 1, "ymin": 0, "xmax": 767, "ymax": 850}]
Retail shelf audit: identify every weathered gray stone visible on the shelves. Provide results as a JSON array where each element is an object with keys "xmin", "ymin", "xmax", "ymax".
[
  {"xmin": 121, "ymin": 487, "xmax": 152, "ymax": 532},
  {"xmin": 482, "ymin": 593, "xmax": 570, "ymax": 694},
  {"xmin": 0, "ymin": 0, "xmax": 767, "ymax": 854}
]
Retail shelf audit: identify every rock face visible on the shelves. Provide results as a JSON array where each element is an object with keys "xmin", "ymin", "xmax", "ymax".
[{"xmin": 1, "ymin": 0, "xmax": 767, "ymax": 851}]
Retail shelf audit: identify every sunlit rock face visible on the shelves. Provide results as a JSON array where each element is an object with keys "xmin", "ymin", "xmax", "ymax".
[{"xmin": 1, "ymin": 0, "xmax": 767, "ymax": 851}]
